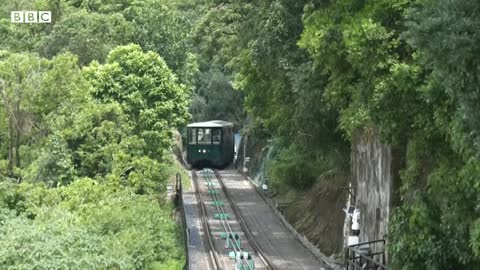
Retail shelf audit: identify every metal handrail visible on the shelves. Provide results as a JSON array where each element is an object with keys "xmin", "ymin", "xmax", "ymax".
[
  {"xmin": 349, "ymin": 253, "xmax": 388, "ymax": 269},
  {"xmin": 348, "ymin": 239, "xmax": 385, "ymax": 248},
  {"xmin": 176, "ymin": 173, "xmax": 189, "ymax": 270},
  {"xmin": 346, "ymin": 239, "xmax": 388, "ymax": 270}
]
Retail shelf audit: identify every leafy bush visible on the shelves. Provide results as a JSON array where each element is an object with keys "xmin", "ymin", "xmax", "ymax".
[
  {"xmin": 0, "ymin": 2, "xmax": 191, "ymax": 269},
  {"xmin": 84, "ymin": 44, "xmax": 190, "ymax": 159},
  {"xmin": 268, "ymin": 143, "xmax": 341, "ymax": 191},
  {"xmin": 0, "ymin": 181, "xmax": 28, "ymax": 215},
  {"xmin": 0, "ymin": 181, "xmax": 185, "ymax": 270},
  {"xmin": 389, "ymin": 159, "xmax": 480, "ymax": 269}
]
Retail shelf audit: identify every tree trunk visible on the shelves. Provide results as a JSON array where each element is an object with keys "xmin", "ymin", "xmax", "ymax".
[
  {"xmin": 7, "ymin": 117, "xmax": 14, "ymax": 175},
  {"xmin": 15, "ymin": 128, "xmax": 20, "ymax": 169},
  {"xmin": 390, "ymin": 143, "xmax": 406, "ymax": 208}
]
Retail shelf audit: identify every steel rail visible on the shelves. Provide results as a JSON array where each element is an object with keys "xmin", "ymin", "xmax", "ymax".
[
  {"xmin": 191, "ymin": 170, "xmax": 222, "ymax": 270},
  {"xmin": 202, "ymin": 170, "xmax": 243, "ymax": 260},
  {"xmin": 201, "ymin": 169, "xmax": 253, "ymax": 270},
  {"xmin": 214, "ymin": 170, "xmax": 276, "ymax": 270}
]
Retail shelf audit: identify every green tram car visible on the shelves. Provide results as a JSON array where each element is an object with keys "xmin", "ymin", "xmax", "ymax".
[{"xmin": 186, "ymin": 120, "xmax": 234, "ymax": 168}]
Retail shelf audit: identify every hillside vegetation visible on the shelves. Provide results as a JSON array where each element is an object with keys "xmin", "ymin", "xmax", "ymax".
[
  {"xmin": 0, "ymin": 0, "xmax": 479, "ymax": 269},
  {"xmin": 0, "ymin": 0, "xmax": 193, "ymax": 269},
  {"xmin": 192, "ymin": 1, "xmax": 480, "ymax": 269}
]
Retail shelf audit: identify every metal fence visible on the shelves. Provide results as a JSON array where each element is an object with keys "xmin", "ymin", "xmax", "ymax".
[
  {"xmin": 345, "ymin": 239, "xmax": 388, "ymax": 270},
  {"xmin": 175, "ymin": 173, "xmax": 189, "ymax": 270}
]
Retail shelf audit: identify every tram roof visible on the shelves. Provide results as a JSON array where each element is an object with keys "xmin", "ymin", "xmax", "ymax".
[{"xmin": 187, "ymin": 120, "xmax": 234, "ymax": 128}]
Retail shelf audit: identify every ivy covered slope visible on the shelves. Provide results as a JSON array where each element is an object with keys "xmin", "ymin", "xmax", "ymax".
[{"xmin": 0, "ymin": 0, "xmax": 195, "ymax": 269}]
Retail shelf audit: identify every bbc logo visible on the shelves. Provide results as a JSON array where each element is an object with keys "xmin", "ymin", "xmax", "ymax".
[{"xmin": 11, "ymin": 11, "xmax": 51, "ymax": 23}]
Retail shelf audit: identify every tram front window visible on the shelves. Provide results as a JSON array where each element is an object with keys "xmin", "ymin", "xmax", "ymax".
[{"xmin": 198, "ymin": 128, "xmax": 211, "ymax": 144}]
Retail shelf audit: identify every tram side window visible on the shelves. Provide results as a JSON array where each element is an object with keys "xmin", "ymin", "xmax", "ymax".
[
  {"xmin": 213, "ymin": 129, "xmax": 221, "ymax": 144},
  {"xmin": 189, "ymin": 128, "xmax": 197, "ymax": 144},
  {"xmin": 198, "ymin": 128, "xmax": 212, "ymax": 144}
]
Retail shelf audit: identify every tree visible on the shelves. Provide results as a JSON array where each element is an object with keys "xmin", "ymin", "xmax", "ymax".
[
  {"xmin": 226, "ymin": 0, "xmax": 350, "ymax": 188},
  {"xmin": 386, "ymin": 1, "xmax": 480, "ymax": 268},
  {"xmin": 123, "ymin": 0, "xmax": 193, "ymax": 74},
  {"xmin": 84, "ymin": 44, "xmax": 190, "ymax": 159},
  {"xmin": 0, "ymin": 53, "xmax": 46, "ymax": 175},
  {"xmin": 188, "ymin": 1, "xmax": 254, "ymax": 128},
  {"xmin": 66, "ymin": 0, "xmax": 134, "ymax": 13},
  {"xmin": 0, "ymin": 52, "xmax": 89, "ymax": 177},
  {"xmin": 299, "ymin": 0, "xmax": 480, "ymax": 267},
  {"xmin": 404, "ymin": 0, "xmax": 480, "ymax": 158},
  {"xmin": 38, "ymin": 10, "xmax": 134, "ymax": 65},
  {"xmin": 0, "ymin": 0, "xmax": 66, "ymax": 52},
  {"xmin": 191, "ymin": 67, "xmax": 243, "ymax": 124},
  {"xmin": 193, "ymin": 0, "xmax": 250, "ymax": 70}
]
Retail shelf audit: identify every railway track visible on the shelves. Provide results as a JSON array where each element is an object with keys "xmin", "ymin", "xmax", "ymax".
[
  {"xmin": 192, "ymin": 170, "xmax": 222, "ymax": 270},
  {"xmin": 213, "ymin": 170, "xmax": 274, "ymax": 270},
  {"xmin": 213, "ymin": 169, "xmax": 327, "ymax": 270},
  {"xmin": 192, "ymin": 169, "xmax": 274, "ymax": 270}
]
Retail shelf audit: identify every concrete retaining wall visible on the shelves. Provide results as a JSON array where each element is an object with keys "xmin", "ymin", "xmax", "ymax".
[{"xmin": 352, "ymin": 128, "xmax": 391, "ymax": 254}]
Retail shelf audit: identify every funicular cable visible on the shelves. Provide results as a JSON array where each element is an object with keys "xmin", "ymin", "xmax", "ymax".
[{"xmin": 202, "ymin": 169, "xmax": 253, "ymax": 270}]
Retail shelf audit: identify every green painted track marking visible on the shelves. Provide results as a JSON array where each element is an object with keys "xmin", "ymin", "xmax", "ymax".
[
  {"xmin": 213, "ymin": 200, "xmax": 224, "ymax": 206},
  {"xmin": 225, "ymin": 232, "xmax": 241, "ymax": 249},
  {"xmin": 214, "ymin": 213, "xmax": 230, "ymax": 219},
  {"xmin": 221, "ymin": 232, "xmax": 238, "ymax": 239},
  {"xmin": 208, "ymin": 189, "xmax": 219, "ymax": 195},
  {"xmin": 202, "ymin": 169, "xmax": 253, "ymax": 269}
]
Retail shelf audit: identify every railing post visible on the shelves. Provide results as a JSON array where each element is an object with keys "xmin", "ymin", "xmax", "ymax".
[{"xmin": 346, "ymin": 239, "xmax": 389, "ymax": 270}]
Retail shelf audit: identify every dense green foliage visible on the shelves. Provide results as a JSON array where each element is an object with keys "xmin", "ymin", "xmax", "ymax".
[
  {"xmin": 192, "ymin": 0, "xmax": 480, "ymax": 268},
  {"xmin": 0, "ymin": 0, "xmax": 193, "ymax": 268},
  {"xmin": 0, "ymin": 180, "xmax": 184, "ymax": 269},
  {"xmin": 1, "ymin": 0, "xmax": 480, "ymax": 268},
  {"xmin": 39, "ymin": 10, "xmax": 133, "ymax": 65},
  {"xmin": 85, "ymin": 44, "xmax": 190, "ymax": 159},
  {"xmin": 189, "ymin": 1, "xmax": 247, "ymax": 124}
]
